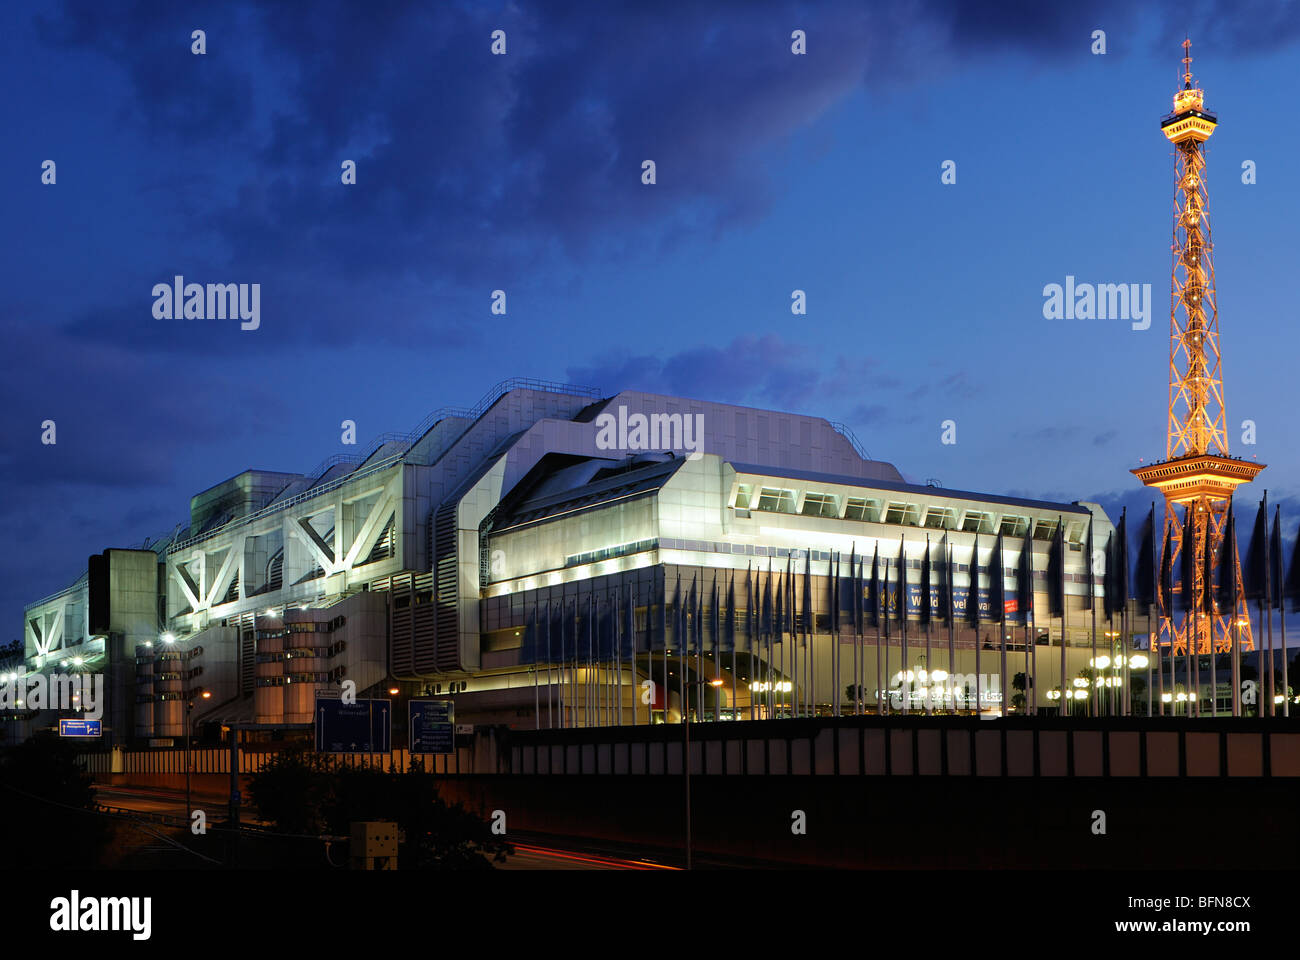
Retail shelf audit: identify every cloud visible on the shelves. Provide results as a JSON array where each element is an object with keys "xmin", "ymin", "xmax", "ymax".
[{"xmin": 28, "ymin": 0, "xmax": 1189, "ymax": 354}]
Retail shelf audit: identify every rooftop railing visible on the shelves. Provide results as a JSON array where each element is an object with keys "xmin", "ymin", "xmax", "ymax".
[
  {"xmin": 165, "ymin": 379, "xmax": 604, "ymax": 557},
  {"xmin": 828, "ymin": 420, "xmax": 874, "ymax": 462}
]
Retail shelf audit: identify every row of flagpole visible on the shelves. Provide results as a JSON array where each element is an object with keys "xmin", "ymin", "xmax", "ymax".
[{"xmin": 519, "ymin": 495, "xmax": 1296, "ymax": 727}]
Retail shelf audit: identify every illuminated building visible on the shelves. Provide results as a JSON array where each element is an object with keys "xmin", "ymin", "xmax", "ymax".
[{"xmin": 18, "ymin": 379, "xmax": 1118, "ymax": 741}]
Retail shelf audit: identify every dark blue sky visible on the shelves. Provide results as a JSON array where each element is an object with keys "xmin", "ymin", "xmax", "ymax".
[{"xmin": 4, "ymin": 0, "xmax": 1299, "ymax": 631}]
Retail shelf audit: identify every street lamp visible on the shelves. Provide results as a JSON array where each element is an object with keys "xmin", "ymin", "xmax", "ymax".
[{"xmin": 185, "ymin": 686, "xmax": 209, "ymax": 823}]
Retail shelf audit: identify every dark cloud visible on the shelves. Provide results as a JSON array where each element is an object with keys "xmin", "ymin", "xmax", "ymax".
[
  {"xmin": 26, "ymin": 0, "xmax": 1168, "ymax": 354},
  {"xmin": 31, "ymin": 0, "xmax": 1297, "ymax": 355}
]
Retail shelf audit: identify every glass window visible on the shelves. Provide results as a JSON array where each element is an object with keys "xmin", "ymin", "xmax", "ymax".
[
  {"xmin": 885, "ymin": 501, "xmax": 921, "ymax": 527},
  {"xmin": 961, "ymin": 510, "xmax": 995, "ymax": 534},
  {"xmin": 801, "ymin": 492, "xmax": 839, "ymax": 518},
  {"xmin": 1066, "ymin": 520, "xmax": 1086, "ymax": 543},
  {"xmin": 757, "ymin": 487, "xmax": 796, "ymax": 514},
  {"xmin": 999, "ymin": 515, "xmax": 1029, "ymax": 537},
  {"xmin": 1032, "ymin": 518, "xmax": 1058, "ymax": 541},
  {"xmin": 734, "ymin": 484, "xmax": 753, "ymax": 509},
  {"xmin": 923, "ymin": 506, "xmax": 956, "ymax": 530},
  {"xmin": 844, "ymin": 497, "xmax": 881, "ymax": 522}
]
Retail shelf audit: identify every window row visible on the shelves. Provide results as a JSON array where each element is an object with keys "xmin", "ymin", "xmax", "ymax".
[{"xmin": 735, "ymin": 484, "xmax": 1084, "ymax": 542}]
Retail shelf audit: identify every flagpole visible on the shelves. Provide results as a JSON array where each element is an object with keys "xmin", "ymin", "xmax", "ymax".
[
  {"xmin": 852, "ymin": 551, "xmax": 860, "ymax": 715},
  {"xmin": 1059, "ymin": 519, "xmax": 1067, "ymax": 719},
  {"xmin": 730, "ymin": 571, "xmax": 739, "ymax": 724},
  {"xmin": 1167, "ymin": 515, "xmax": 1175, "ymax": 719},
  {"xmin": 762, "ymin": 562, "xmax": 768, "ymax": 721},
  {"xmin": 1122, "ymin": 598, "xmax": 1131, "ymax": 718},
  {"xmin": 714, "ymin": 574, "xmax": 721, "ymax": 722},
  {"xmin": 1190, "ymin": 524, "xmax": 1198, "ymax": 720},
  {"xmin": 1155, "ymin": 603, "xmax": 1163, "ymax": 717},
  {"xmin": 806, "ymin": 555, "xmax": 814, "ymax": 717},
  {"xmin": 882, "ymin": 554, "xmax": 890, "ymax": 716},
  {"xmin": 1266, "ymin": 492, "xmax": 1275, "ymax": 718},
  {"xmin": 1280, "ymin": 506, "xmax": 1290, "ymax": 718},
  {"xmin": 836, "ymin": 552, "xmax": 842, "ymax": 717},
  {"xmin": 998, "ymin": 534, "xmax": 1008, "ymax": 719},
  {"xmin": 947, "ymin": 541, "xmax": 957, "ymax": 714},
  {"xmin": 1027, "ymin": 537, "xmax": 1036, "ymax": 717},
  {"xmin": 559, "ymin": 595, "xmax": 566, "ymax": 729},
  {"xmin": 1201, "ymin": 546, "xmax": 1211, "ymax": 718},
  {"xmin": 1232, "ymin": 609, "xmax": 1240, "ymax": 718},
  {"xmin": 924, "ymin": 536, "xmax": 933, "ymax": 717},
  {"xmin": 662, "ymin": 636, "xmax": 669, "ymax": 725},
  {"xmin": 545, "ymin": 601, "xmax": 553, "ymax": 729},
  {"xmin": 875, "ymin": 547, "xmax": 885, "ymax": 716},
  {"xmin": 613, "ymin": 588, "xmax": 619, "ymax": 726},
  {"xmin": 778, "ymin": 569, "xmax": 785, "ymax": 720},
  {"xmin": 631, "ymin": 586, "xmax": 638, "ymax": 729},
  {"xmin": 899, "ymin": 537, "xmax": 909, "ymax": 716},
  {"xmin": 974, "ymin": 535, "xmax": 982, "ymax": 716},
  {"xmin": 1088, "ymin": 518, "xmax": 1098, "ymax": 718},
  {"xmin": 1145, "ymin": 600, "xmax": 1153, "ymax": 718}
]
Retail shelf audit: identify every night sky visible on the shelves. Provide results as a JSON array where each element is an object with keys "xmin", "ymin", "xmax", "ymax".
[{"xmin": 4, "ymin": 0, "xmax": 1299, "ymax": 635}]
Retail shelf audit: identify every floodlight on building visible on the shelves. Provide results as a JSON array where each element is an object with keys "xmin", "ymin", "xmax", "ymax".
[
  {"xmin": 161, "ymin": 633, "xmax": 175, "ymax": 644},
  {"xmin": 1130, "ymin": 654, "xmax": 1149, "ymax": 668},
  {"xmin": 710, "ymin": 679, "xmax": 724, "ymax": 687}
]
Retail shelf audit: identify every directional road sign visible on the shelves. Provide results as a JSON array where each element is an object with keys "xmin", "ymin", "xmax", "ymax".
[
  {"xmin": 409, "ymin": 699, "xmax": 455, "ymax": 754},
  {"xmin": 315, "ymin": 697, "xmax": 391, "ymax": 753},
  {"xmin": 58, "ymin": 718, "xmax": 101, "ymax": 737}
]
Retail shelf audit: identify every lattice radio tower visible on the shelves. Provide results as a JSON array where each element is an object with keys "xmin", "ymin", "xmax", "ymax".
[{"xmin": 1132, "ymin": 40, "xmax": 1264, "ymax": 659}]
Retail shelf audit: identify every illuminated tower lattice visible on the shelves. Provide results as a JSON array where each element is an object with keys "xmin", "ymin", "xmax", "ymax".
[{"xmin": 1132, "ymin": 40, "xmax": 1263, "ymax": 658}]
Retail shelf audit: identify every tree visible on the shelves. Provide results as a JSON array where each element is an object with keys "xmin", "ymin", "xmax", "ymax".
[
  {"xmin": 0, "ymin": 732, "xmax": 108, "ymax": 867},
  {"xmin": 1010, "ymin": 672, "xmax": 1026, "ymax": 711},
  {"xmin": 248, "ymin": 748, "xmax": 511, "ymax": 869}
]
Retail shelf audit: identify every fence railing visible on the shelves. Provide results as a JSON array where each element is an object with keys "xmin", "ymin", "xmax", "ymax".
[{"xmin": 76, "ymin": 716, "xmax": 1300, "ymax": 780}]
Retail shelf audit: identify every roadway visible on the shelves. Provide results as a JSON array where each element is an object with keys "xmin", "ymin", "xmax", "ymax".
[{"xmin": 93, "ymin": 783, "xmax": 691, "ymax": 870}]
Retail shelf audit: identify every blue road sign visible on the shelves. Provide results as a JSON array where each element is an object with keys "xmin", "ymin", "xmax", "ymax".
[
  {"xmin": 58, "ymin": 718, "xmax": 101, "ymax": 737},
  {"xmin": 315, "ymin": 697, "xmax": 391, "ymax": 753},
  {"xmin": 409, "ymin": 699, "xmax": 455, "ymax": 754}
]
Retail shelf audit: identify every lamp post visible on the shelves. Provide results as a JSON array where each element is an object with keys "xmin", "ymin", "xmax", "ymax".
[{"xmin": 185, "ymin": 687, "xmax": 210, "ymax": 822}]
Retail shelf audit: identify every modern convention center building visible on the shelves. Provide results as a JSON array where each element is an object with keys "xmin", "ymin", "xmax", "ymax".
[{"xmin": 17, "ymin": 379, "xmax": 1127, "ymax": 745}]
